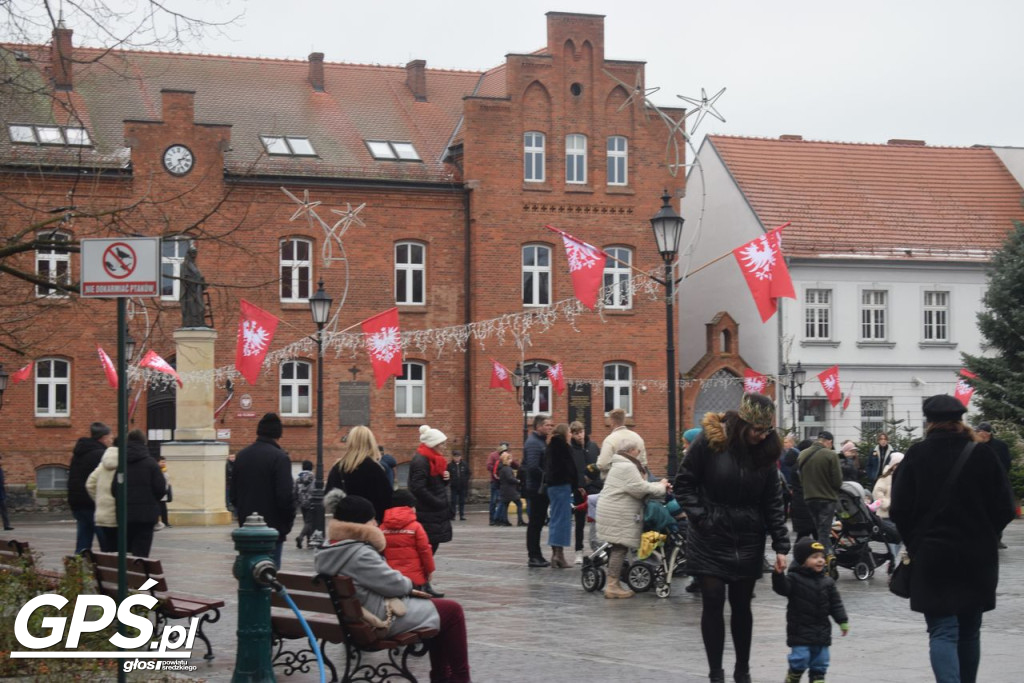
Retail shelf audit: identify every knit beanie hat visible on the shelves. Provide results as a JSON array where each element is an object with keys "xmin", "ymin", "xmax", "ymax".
[
  {"xmin": 498, "ymin": 442, "xmax": 510, "ymax": 453},
  {"xmin": 683, "ymin": 427, "xmax": 702, "ymax": 444},
  {"xmin": 332, "ymin": 495, "xmax": 376, "ymax": 524},
  {"xmin": 257, "ymin": 412, "xmax": 283, "ymax": 439},
  {"xmin": 391, "ymin": 489, "xmax": 417, "ymax": 508},
  {"xmin": 794, "ymin": 537, "xmax": 827, "ymax": 566},
  {"xmin": 738, "ymin": 393, "xmax": 775, "ymax": 429},
  {"xmin": 419, "ymin": 425, "xmax": 447, "ymax": 448}
]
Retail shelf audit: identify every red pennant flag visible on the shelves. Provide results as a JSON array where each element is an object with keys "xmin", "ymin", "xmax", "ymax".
[
  {"xmin": 547, "ymin": 362, "xmax": 566, "ymax": 396},
  {"xmin": 96, "ymin": 345, "xmax": 118, "ymax": 389},
  {"xmin": 489, "ymin": 360, "xmax": 514, "ymax": 392},
  {"xmin": 955, "ymin": 369, "xmax": 977, "ymax": 407},
  {"xmin": 362, "ymin": 308, "xmax": 403, "ymax": 389},
  {"xmin": 732, "ymin": 223, "xmax": 796, "ymax": 323},
  {"xmin": 743, "ymin": 368, "xmax": 768, "ymax": 394},
  {"xmin": 546, "ymin": 225, "xmax": 607, "ymax": 310},
  {"xmin": 235, "ymin": 300, "xmax": 280, "ymax": 385},
  {"xmin": 10, "ymin": 362, "xmax": 33, "ymax": 385},
  {"xmin": 140, "ymin": 350, "xmax": 183, "ymax": 387},
  {"xmin": 817, "ymin": 365, "xmax": 842, "ymax": 407}
]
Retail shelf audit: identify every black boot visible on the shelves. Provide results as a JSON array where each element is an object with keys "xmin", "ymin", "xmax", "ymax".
[
  {"xmin": 419, "ymin": 582, "xmax": 445, "ymax": 598},
  {"xmin": 733, "ymin": 669, "xmax": 751, "ymax": 683},
  {"xmin": 709, "ymin": 670, "xmax": 725, "ymax": 683}
]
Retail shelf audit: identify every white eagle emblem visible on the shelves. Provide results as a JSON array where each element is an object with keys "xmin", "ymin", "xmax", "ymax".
[
  {"xmin": 744, "ymin": 377, "xmax": 764, "ymax": 393},
  {"xmin": 563, "ymin": 237, "xmax": 600, "ymax": 272},
  {"xmin": 822, "ymin": 375, "xmax": 837, "ymax": 392},
  {"xmin": 494, "ymin": 363, "xmax": 508, "ymax": 380},
  {"xmin": 368, "ymin": 326, "xmax": 402, "ymax": 363},
  {"xmin": 739, "ymin": 236, "xmax": 777, "ymax": 281},
  {"xmin": 241, "ymin": 321, "xmax": 270, "ymax": 357}
]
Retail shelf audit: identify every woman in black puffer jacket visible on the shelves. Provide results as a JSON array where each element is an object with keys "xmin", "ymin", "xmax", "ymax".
[
  {"xmin": 409, "ymin": 425, "xmax": 452, "ymax": 554},
  {"xmin": 674, "ymin": 393, "xmax": 790, "ymax": 683},
  {"xmin": 112, "ymin": 429, "xmax": 166, "ymax": 558}
]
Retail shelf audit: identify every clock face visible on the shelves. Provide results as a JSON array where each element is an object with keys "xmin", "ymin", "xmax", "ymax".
[{"xmin": 162, "ymin": 144, "xmax": 194, "ymax": 176}]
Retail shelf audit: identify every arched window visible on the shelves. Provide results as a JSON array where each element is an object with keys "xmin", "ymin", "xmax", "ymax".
[
  {"xmin": 603, "ymin": 246, "xmax": 632, "ymax": 309},
  {"xmin": 565, "ymin": 134, "xmax": 587, "ymax": 184},
  {"xmin": 603, "ymin": 362, "xmax": 633, "ymax": 416},
  {"xmin": 36, "ymin": 358, "xmax": 70, "ymax": 417},
  {"xmin": 395, "ymin": 362, "xmax": 426, "ymax": 417},
  {"xmin": 607, "ymin": 135, "xmax": 628, "ymax": 185},
  {"xmin": 36, "ymin": 230, "xmax": 71, "ymax": 297},
  {"xmin": 395, "ymin": 242, "xmax": 425, "ymax": 305},
  {"xmin": 280, "ymin": 237, "xmax": 312, "ymax": 302},
  {"xmin": 524, "ymin": 132, "xmax": 545, "ymax": 182},
  {"xmin": 280, "ymin": 360, "xmax": 312, "ymax": 416},
  {"xmin": 522, "ymin": 245, "xmax": 551, "ymax": 307}
]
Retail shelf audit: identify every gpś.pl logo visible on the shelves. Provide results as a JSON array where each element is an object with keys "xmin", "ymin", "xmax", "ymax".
[{"xmin": 9, "ymin": 579, "xmax": 199, "ymax": 672}]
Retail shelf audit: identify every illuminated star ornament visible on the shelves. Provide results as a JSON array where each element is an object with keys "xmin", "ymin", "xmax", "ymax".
[
  {"xmin": 602, "ymin": 68, "xmax": 661, "ymax": 112},
  {"xmin": 281, "ymin": 187, "xmax": 365, "ymax": 266},
  {"xmin": 677, "ymin": 87, "xmax": 727, "ymax": 136}
]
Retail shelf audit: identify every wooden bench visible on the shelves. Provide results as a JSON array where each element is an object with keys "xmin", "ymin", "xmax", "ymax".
[
  {"xmin": 83, "ymin": 550, "xmax": 224, "ymax": 661},
  {"xmin": 0, "ymin": 538, "xmax": 62, "ymax": 586},
  {"xmin": 270, "ymin": 571, "xmax": 438, "ymax": 682}
]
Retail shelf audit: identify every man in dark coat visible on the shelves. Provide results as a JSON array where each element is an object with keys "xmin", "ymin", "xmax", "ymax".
[
  {"xmin": 975, "ymin": 422, "xmax": 1013, "ymax": 549},
  {"xmin": 522, "ymin": 414, "xmax": 553, "ymax": 567},
  {"xmin": 890, "ymin": 395, "xmax": 1015, "ymax": 683},
  {"xmin": 67, "ymin": 421, "xmax": 112, "ymax": 554},
  {"xmin": 796, "ymin": 431, "xmax": 842, "ymax": 554},
  {"xmin": 446, "ymin": 451, "xmax": 470, "ymax": 521},
  {"xmin": 231, "ymin": 413, "xmax": 295, "ymax": 567}
]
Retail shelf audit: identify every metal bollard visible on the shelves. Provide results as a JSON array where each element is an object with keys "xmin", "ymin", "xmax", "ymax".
[{"xmin": 231, "ymin": 514, "xmax": 280, "ymax": 683}]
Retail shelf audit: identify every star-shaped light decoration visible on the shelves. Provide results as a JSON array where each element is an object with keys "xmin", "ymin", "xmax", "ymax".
[
  {"xmin": 281, "ymin": 187, "xmax": 366, "ymax": 266},
  {"xmin": 676, "ymin": 87, "xmax": 727, "ymax": 137},
  {"xmin": 602, "ymin": 68, "xmax": 660, "ymax": 113}
]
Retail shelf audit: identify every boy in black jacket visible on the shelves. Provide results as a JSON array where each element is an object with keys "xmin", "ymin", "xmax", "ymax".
[{"xmin": 772, "ymin": 538, "xmax": 849, "ymax": 683}]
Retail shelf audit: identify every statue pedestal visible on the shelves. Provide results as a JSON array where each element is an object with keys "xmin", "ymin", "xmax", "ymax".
[
  {"xmin": 162, "ymin": 326, "xmax": 230, "ymax": 525},
  {"xmin": 163, "ymin": 441, "xmax": 232, "ymax": 526}
]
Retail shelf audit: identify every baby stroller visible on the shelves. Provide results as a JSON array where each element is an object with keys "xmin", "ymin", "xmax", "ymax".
[
  {"xmin": 581, "ymin": 497, "xmax": 688, "ymax": 598},
  {"xmin": 830, "ymin": 481, "xmax": 899, "ymax": 580}
]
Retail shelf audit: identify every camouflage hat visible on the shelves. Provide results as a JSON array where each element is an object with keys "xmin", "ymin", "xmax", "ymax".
[{"xmin": 738, "ymin": 393, "xmax": 775, "ymax": 429}]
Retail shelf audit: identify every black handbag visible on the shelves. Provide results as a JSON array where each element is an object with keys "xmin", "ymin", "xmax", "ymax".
[{"xmin": 889, "ymin": 441, "xmax": 975, "ymax": 598}]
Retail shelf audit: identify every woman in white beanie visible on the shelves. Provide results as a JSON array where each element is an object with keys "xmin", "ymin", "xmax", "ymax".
[{"xmin": 409, "ymin": 426, "xmax": 453, "ymax": 575}]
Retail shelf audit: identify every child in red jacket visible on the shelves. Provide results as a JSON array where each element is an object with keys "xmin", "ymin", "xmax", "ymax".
[{"xmin": 381, "ymin": 489, "xmax": 443, "ymax": 597}]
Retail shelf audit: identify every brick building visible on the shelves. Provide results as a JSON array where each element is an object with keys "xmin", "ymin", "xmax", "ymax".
[{"xmin": 0, "ymin": 12, "xmax": 685, "ymax": 496}]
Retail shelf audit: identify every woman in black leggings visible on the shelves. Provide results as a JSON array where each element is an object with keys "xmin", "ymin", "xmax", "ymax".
[{"xmin": 674, "ymin": 393, "xmax": 790, "ymax": 683}]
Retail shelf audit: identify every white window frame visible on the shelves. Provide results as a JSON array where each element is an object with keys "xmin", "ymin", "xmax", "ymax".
[
  {"xmin": 524, "ymin": 131, "xmax": 545, "ymax": 182},
  {"xmin": 395, "ymin": 361, "xmax": 426, "ymax": 417},
  {"xmin": 565, "ymin": 133, "xmax": 587, "ymax": 184},
  {"xmin": 35, "ymin": 358, "xmax": 70, "ymax": 417},
  {"xmin": 8, "ymin": 124, "xmax": 91, "ymax": 146},
  {"xmin": 366, "ymin": 140, "xmax": 421, "ymax": 161},
  {"xmin": 36, "ymin": 230, "xmax": 71, "ymax": 298},
  {"xmin": 603, "ymin": 246, "xmax": 632, "ymax": 309},
  {"xmin": 607, "ymin": 135, "xmax": 627, "ymax": 185},
  {"xmin": 522, "ymin": 244, "xmax": 551, "ymax": 307},
  {"xmin": 604, "ymin": 362, "xmax": 633, "ymax": 416},
  {"xmin": 525, "ymin": 361, "xmax": 551, "ymax": 416},
  {"xmin": 923, "ymin": 290, "xmax": 950, "ymax": 342},
  {"xmin": 860, "ymin": 289, "xmax": 888, "ymax": 341},
  {"xmin": 161, "ymin": 236, "xmax": 194, "ymax": 301},
  {"xmin": 804, "ymin": 288, "xmax": 832, "ymax": 340},
  {"xmin": 395, "ymin": 241, "xmax": 426, "ymax": 305},
  {"xmin": 860, "ymin": 397, "xmax": 889, "ymax": 435},
  {"xmin": 280, "ymin": 237, "xmax": 312, "ymax": 303},
  {"xmin": 36, "ymin": 466, "xmax": 70, "ymax": 491},
  {"xmin": 279, "ymin": 360, "xmax": 312, "ymax": 417}
]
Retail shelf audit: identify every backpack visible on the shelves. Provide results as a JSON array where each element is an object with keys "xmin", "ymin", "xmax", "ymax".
[{"xmin": 295, "ymin": 471, "xmax": 315, "ymax": 511}]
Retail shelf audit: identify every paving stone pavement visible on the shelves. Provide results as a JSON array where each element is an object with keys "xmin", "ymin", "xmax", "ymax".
[{"xmin": 10, "ymin": 507, "xmax": 1023, "ymax": 682}]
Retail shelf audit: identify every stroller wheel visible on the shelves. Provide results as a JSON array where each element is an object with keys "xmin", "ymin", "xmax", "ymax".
[
  {"xmin": 655, "ymin": 583, "xmax": 671, "ymax": 598},
  {"xmin": 626, "ymin": 562, "xmax": 654, "ymax": 593},
  {"xmin": 581, "ymin": 566, "xmax": 605, "ymax": 592},
  {"xmin": 854, "ymin": 562, "xmax": 872, "ymax": 580}
]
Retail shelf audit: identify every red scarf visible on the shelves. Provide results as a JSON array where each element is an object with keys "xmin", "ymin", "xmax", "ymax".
[{"xmin": 417, "ymin": 443, "xmax": 448, "ymax": 477}]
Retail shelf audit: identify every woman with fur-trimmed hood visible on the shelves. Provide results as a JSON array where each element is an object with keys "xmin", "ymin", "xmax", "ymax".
[{"xmin": 673, "ymin": 393, "xmax": 790, "ymax": 683}]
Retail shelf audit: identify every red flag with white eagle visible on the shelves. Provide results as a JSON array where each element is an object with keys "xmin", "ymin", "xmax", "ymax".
[
  {"xmin": 362, "ymin": 307, "xmax": 403, "ymax": 389},
  {"xmin": 546, "ymin": 225, "xmax": 607, "ymax": 310},
  {"xmin": 547, "ymin": 362, "xmax": 566, "ymax": 396},
  {"xmin": 818, "ymin": 365, "xmax": 842, "ymax": 407},
  {"xmin": 235, "ymin": 300, "xmax": 280, "ymax": 385},
  {"xmin": 732, "ymin": 223, "xmax": 796, "ymax": 322},
  {"xmin": 96, "ymin": 345, "xmax": 118, "ymax": 389},
  {"xmin": 10, "ymin": 362, "xmax": 33, "ymax": 385},
  {"xmin": 490, "ymin": 360, "xmax": 514, "ymax": 392},
  {"xmin": 955, "ymin": 369, "xmax": 976, "ymax": 407},
  {"xmin": 743, "ymin": 368, "xmax": 768, "ymax": 394},
  {"xmin": 140, "ymin": 350, "xmax": 183, "ymax": 387}
]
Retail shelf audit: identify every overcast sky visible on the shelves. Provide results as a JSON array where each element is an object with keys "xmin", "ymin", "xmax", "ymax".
[{"xmin": 9, "ymin": 0, "xmax": 1023, "ymax": 148}]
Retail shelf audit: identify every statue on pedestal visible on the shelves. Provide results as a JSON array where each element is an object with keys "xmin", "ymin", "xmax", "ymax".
[{"xmin": 180, "ymin": 244, "xmax": 211, "ymax": 328}]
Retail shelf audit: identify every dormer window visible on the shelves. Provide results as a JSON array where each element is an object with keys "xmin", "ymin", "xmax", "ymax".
[
  {"xmin": 260, "ymin": 135, "xmax": 317, "ymax": 156},
  {"xmin": 9, "ymin": 124, "xmax": 91, "ymax": 146},
  {"xmin": 366, "ymin": 140, "xmax": 421, "ymax": 161}
]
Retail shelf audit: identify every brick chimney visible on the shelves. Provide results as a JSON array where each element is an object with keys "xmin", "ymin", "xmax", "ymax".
[
  {"xmin": 308, "ymin": 52, "xmax": 325, "ymax": 92},
  {"xmin": 406, "ymin": 59, "xmax": 427, "ymax": 101},
  {"xmin": 51, "ymin": 21, "xmax": 74, "ymax": 91}
]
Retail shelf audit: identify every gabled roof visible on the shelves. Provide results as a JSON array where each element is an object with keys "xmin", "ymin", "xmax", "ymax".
[
  {"xmin": 708, "ymin": 135, "xmax": 1024, "ymax": 262},
  {"xmin": 0, "ymin": 44, "xmax": 483, "ymax": 183}
]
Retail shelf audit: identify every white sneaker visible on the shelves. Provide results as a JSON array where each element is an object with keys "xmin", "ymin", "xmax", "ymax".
[
  {"xmin": 574, "ymin": 551, "xmax": 584, "ymax": 565},
  {"xmin": 154, "ymin": 522, "xmax": 166, "ymax": 531}
]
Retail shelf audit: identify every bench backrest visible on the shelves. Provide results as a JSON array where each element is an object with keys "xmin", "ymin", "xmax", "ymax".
[
  {"xmin": 83, "ymin": 550, "xmax": 170, "ymax": 596},
  {"xmin": 271, "ymin": 572, "xmax": 388, "ymax": 648},
  {"xmin": 270, "ymin": 571, "xmax": 341, "ymax": 616}
]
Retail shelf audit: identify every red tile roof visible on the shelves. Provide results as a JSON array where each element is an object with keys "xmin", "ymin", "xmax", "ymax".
[{"xmin": 708, "ymin": 135, "xmax": 1024, "ymax": 261}]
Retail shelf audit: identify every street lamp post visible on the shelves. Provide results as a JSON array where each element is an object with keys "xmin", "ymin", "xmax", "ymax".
[
  {"xmin": 780, "ymin": 361, "xmax": 807, "ymax": 434},
  {"xmin": 650, "ymin": 191, "xmax": 685, "ymax": 477},
  {"xmin": 512, "ymin": 362, "xmax": 543, "ymax": 443},
  {"xmin": 308, "ymin": 280, "xmax": 333, "ymax": 548}
]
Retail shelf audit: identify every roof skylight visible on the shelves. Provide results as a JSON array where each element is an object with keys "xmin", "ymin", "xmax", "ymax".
[
  {"xmin": 366, "ymin": 140, "xmax": 421, "ymax": 161},
  {"xmin": 8, "ymin": 124, "xmax": 92, "ymax": 146},
  {"xmin": 260, "ymin": 135, "xmax": 317, "ymax": 157}
]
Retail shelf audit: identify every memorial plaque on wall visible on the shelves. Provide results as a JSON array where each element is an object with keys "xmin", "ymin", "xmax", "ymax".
[
  {"xmin": 568, "ymin": 383, "xmax": 592, "ymax": 435},
  {"xmin": 338, "ymin": 382, "xmax": 371, "ymax": 426}
]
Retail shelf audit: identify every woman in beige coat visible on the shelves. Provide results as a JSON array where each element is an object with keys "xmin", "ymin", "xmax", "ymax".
[
  {"xmin": 86, "ymin": 445, "xmax": 119, "ymax": 552},
  {"xmin": 871, "ymin": 451, "xmax": 904, "ymax": 518},
  {"xmin": 595, "ymin": 437, "xmax": 670, "ymax": 599}
]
